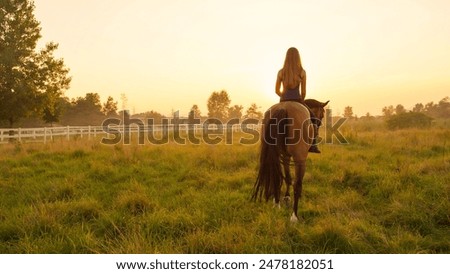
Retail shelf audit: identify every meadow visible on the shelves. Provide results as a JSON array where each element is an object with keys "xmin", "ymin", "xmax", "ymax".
[{"xmin": 0, "ymin": 119, "xmax": 449, "ymax": 254}]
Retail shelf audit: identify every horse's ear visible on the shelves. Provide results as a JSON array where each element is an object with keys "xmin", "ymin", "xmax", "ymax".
[{"xmin": 322, "ymin": 100, "xmax": 330, "ymax": 107}]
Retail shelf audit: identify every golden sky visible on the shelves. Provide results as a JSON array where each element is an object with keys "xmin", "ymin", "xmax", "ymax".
[{"xmin": 34, "ymin": 0, "xmax": 450, "ymax": 117}]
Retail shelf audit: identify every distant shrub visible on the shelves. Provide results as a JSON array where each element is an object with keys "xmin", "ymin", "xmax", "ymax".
[{"xmin": 386, "ymin": 112, "xmax": 433, "ymax": 130}]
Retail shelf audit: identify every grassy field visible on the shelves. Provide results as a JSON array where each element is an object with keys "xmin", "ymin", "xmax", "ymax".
[{"xmin": 0, "ymin": 119, "xmax": 449, "ymax": 253}]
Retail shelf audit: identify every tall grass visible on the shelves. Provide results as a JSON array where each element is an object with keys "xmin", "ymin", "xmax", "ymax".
[{"xmin": 0, "ymin": 123, "xmax": 448, "ymax": 253}]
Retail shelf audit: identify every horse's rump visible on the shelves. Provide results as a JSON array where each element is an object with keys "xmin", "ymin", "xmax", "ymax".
[
  {"xmin": 252, "ymin": 102, "xmax": 312, "ymax": 202},
  {"xmin": 252, "ymin": 99, "xmax": 329, "ymax": 222}
]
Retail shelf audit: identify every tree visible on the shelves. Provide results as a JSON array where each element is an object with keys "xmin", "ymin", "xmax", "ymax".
[
  {"xmin": 190, "ymin": 104, "xmax": 201, "ymax": 118},
  {"xmin": 382, "ymin": 105, "xmax": 395, "ymax": 117},
  {"xmin": 188, "ymin": 104, "xmax": 202, "ymax": 124},
  {"xmin": 412, "ymin": 103, "xmax": 424, "ymax": 113},
  {"xmin": 245, "ymin": 103, "xmax": 263, "ymax": 120},
  {"xmin": 343, "ymin": 106, "xmax": 354, "ymax": 118},
  {"xmin": 61, "ymin": 93, "xmax": 104, "ymax": 125},
  {"xmin": 42, "ymin": 97, "xmax": 68, "ymax": 126},
  {"xmin": 77, "ymin": 93, "xmax": 102, "ymax": 113},
  {"xmin": 424, "ymin": 101, "xmax": 435, "ymax": 112},
  {"xmin": 228, "ymin": 105, "xmax": 243, "ymax": 120},
  {"xmin": 423, "ymin": 98, "xmax": 450, "ymax": 118},
  {"xmin": 436, "ymin": 97, "xmax": 450, "ymax": 118},
  {"xmin": 102, "ymin": 96, "xmax": 118, "ymax": 116},
  {"xmin": 395, "ymin": 104, "xmax": 406, "ymax": 115},
  {"xmin": 207, "ymin": 90, "xmax": 231, "ymax": 121},
  {"xmin": 0, "ymin": 0, "xmax": 71, "ymax": 127}
]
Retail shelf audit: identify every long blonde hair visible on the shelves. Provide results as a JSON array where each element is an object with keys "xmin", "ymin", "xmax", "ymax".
[{"xmin": 281, "ymin": 47, "xmax": 304, "ymax": 89}]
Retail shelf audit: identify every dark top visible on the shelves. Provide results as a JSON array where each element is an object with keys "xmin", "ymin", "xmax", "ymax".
[
  {"xmin": 279, "ymin": 86, "xmax": 303, "ymax": 103},
  {"xmin": 279, "ymin": 89, "xmax": 318, "ymax": 122}
]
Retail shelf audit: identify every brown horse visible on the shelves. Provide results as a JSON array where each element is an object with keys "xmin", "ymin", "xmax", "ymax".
[{"xmin": 252, "ymin": 99, "xmax": 329, "ymax": 222}]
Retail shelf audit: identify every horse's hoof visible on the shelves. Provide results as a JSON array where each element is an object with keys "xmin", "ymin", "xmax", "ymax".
[{"xmin": 290, "ymin": 213, "xmax": 299, "ymax": 223}]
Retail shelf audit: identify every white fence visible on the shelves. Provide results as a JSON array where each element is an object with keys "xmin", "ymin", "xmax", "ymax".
[
  {"xmin": 0, "ymin": 126, "xmax": 105, "ymax": 144},
  {"xmin": 0, "ymin": 124, "xmax": 261, "ymax": 144}
]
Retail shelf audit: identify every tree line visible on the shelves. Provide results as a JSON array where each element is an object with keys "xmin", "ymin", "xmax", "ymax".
[
  {"xmin": 341, "ymin": 97, "xmax": 449, "ymax": 130},
  {"xmin": 134, "ymin": 90, "xmax": 263, "ymax": 125},
  {"xmin": 1, "ymin": 87, "xmax": 263, "ymax": 127},
  {"xmin": 381, "ymin": 97, "xmax": 450, "ymax": 119},
  {"xmin": 381, "ymin": 97, "xmax": 449, "ymax": 129},
  {"xmin": 341, "ymin": 97, "xmax": 449, "ymax": 119}
]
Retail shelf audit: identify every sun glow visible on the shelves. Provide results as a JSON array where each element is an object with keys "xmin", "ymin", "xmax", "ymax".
[{"xmin": 33, "ymin": 0, "xmax": 450, "ymax": 117}]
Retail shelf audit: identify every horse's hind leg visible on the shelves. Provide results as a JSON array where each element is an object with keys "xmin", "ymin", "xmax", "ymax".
[
  {"xmin": 283, "ymin": 156, "xmax": 292, "ymax": 205},
  {"xmin": 291, "ymin": 160, "xmax": 306, "ymax": 223}
]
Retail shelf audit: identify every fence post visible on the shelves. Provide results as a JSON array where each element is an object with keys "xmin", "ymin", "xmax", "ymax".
[
  {"xmin": 67, "ymin": 126, "xmax": 70, "ymax": 141},
  {"xmin": 18, "ymin": 128, "xmax": 21, "ymax": 142},
  {"xmin": 44, "ymin": 127, "xmax": 47, "ymax": 144},
  {"xmin": 88, "ymin": 125, "xmax": 91, "ymax": 140}
]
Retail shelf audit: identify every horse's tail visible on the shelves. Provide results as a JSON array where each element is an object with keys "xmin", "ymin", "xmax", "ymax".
[{"xmin": 252, "ymin": 108, "xmax": 288, "ymax": 202}]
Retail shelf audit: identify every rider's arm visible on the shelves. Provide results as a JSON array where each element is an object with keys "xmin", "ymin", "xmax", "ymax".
[
  {"xmin": 275, "ymin": 70, "xmax": 282, "ymax": 97},
  {"xmin": 300, "ymin": 69, "xmax": 306, "ymax": 100}
]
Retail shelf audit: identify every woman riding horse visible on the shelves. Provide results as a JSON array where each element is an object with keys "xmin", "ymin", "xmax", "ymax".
[
  {"xmin": 252, "ymin": 47, "xmax": 329, "ymax": 222},
  {"xmin": 275, "ymin": 47, "xmax": 321, "ymax": 153}
]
